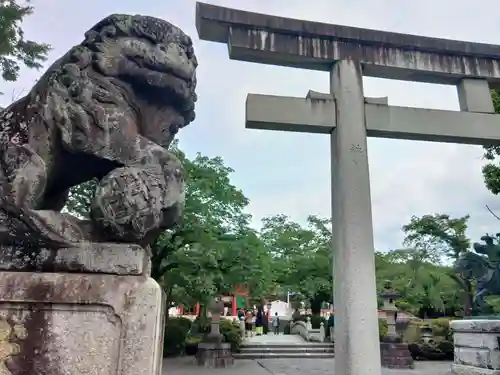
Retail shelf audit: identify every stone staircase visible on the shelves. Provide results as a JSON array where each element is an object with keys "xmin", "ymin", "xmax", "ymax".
[{"xmin": 234, "ymin": 334, "xmax": 334, "ymax": 359}]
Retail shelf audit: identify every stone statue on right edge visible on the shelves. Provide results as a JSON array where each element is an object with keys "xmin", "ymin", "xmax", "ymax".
[
  {"xmin": 0, "ymin": 14, "xmax": 198, "ymax": 259},
  {"xmin": 455, "ymin": 234, "xmax": 500, "ymax": 315}
]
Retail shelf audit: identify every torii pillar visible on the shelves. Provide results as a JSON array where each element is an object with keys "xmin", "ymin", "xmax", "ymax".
[{"xmin": 196, "ymin": 3, "xmax": 500, "ymax": 374}]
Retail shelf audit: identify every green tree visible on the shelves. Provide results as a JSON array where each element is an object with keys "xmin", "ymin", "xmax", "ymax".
[
  {"xmin": 482, "ymin": 90, "xmax": 500, "ymax": 193},
  {"xmin": 402, "ymin": 214, "xmax": 472, "ymax": 315},
  {"xmin": 376, "ymin": 249, "xmax": 461, "ymax": 317},
  {"xmin": 151, "ymin": 145, "xmax": 270, "ymax": 313},
  {"xmin": 260, "ymin": 214, "xmax": 332, "ymax": 315},
  {"xmin": 402, "ymin": 214, "xmax": 470, "ymax": 261},
  {"xmin": 217, "ymin": 229, "xmax": 273, "ymax": 301},
  {"xmin": 63, "ymin": 144, "xmax": 271, "ymax": 314},
  {"xmin": 0, "ymin": 0, "xmax": 50, "ymax": 82},
  {"xmin": 379, "ymin": 248, "xmax": 430, "ymax": 291}
]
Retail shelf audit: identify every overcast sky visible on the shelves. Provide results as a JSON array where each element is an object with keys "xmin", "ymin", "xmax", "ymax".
[{"xmin": 4, "ymin": 0, "xmax": 500, "ymax": 251}]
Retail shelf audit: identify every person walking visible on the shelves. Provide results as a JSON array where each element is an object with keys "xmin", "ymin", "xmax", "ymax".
[
  {"xmin": 237, "ymin": 308, "xmax": 245, "ymax": 321},
  {"xmin": 271, "ymin": 312, "xmax": 280, "ymax": 335},
  {"xmin": 327, "ymin": 313, "xmax": 335, "ymax": 340},
  {"xmin": 245, "ymin": 310, "xmax": 253, "ymax": 337},
  {"xmin": 255, "ymin": 307, "xmax": 264, "ymax": 336}
]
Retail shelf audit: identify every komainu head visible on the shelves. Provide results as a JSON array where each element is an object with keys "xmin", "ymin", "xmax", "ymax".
[
  {"xmin": 41, "ymin": 13, "xmax": 198, "ymax": 151},
  {"xmin": 0, "ymin": 14, "xmax": 198, "ymax": 249}
]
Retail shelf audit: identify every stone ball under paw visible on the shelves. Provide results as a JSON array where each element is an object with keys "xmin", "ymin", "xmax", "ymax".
[{"xmin": 91, "ymin": 166, "xmax": 180, "ymax": 243}]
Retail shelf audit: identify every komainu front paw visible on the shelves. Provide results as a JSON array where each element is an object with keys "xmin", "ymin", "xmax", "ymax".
[{"xmin": 91, "ymin": 164, "xmax": 184, "ymax": 243}]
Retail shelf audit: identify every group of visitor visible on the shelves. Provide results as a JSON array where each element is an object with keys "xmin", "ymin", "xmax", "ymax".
[{"xmin": 237, "ymin": 306, "xmax": 281, "ymax": 336}]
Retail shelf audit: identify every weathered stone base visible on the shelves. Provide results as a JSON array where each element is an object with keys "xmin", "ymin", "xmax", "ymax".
[
  {"xmin": 0, "ymin": 271, "xmax": 165, "ymax": 375},
  {"xmin": 451, "ymin": 319, "xmax": 500, "ymax": 375},
  {"xmin": 452, "ymin": 364, "xmax": 500, "ymax": 375},
  {"xmin": 196, "ymin": 342, "xmax": 234, "ymax": 368},
  {"xmin": 0, "ymin": 243, "xmax": 150, "ymax": 275},
  {"xmin": 380, "ymin": 341, "xmax": 414, "ymax": 369}
]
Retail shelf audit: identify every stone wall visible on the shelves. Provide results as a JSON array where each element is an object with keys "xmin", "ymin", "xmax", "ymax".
[{"xmin": 451, "ymin": 319, "xmax": 500, "ymax": 374}]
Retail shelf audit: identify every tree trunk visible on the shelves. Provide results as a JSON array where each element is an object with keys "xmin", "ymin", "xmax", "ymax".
[
  {"xmin": 449, "ymin": 272, "xmax": 473, "ymax": 317},
  {"xmin": 199, "ymin": 303, "xmax": 207, "ymax": 318},
  {"xmin": 464, "ymin": 279, "xmax": 473, "ymax": 316},
  {"xmin": 310, "ymin": 296, "xmax": 322, "ymax": 315}
]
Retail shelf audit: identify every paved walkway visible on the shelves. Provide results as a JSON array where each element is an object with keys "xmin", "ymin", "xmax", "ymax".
[
  {"xmin": 163, "ymin": 357, "xmax": 453, "ymax": 375},
  {"xmin": 163, "ymin": 334, "xmax": 452, "ymax": 374},
  {"xmin": 243, "ymin": 333, "xmax": 307, "ymax": 345}
]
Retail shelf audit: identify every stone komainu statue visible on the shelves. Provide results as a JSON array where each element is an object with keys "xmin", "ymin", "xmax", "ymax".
[{"xmin": 0, "ymin": 14, "xmax": 197, "ymax": 249}]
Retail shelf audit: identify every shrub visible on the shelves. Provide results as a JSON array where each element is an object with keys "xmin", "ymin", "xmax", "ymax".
[
  {"xmin": 311, "ymin": 315, "xmax": 326, "ymax": 329},
  {"xmin": 437, "ymin": 340, "xmax": 454, "ymax": 359},
  {"xmin": 219, "ymin": 319, "xmax": 243, "ymax": 352},
  {"xmin": 405, "ymin": 318, "xmax": 455, "ymax": 361},
  {"xmin": 430, "ymin": 318, "xmax": 452, "ymax": 339},
  {"xmin": 185, "ymin": 336, "xmax": 202, "ymax": 356},
  {"xmin": 395, "ymin": 300, "xmax": 414, "ymax": 312},
  {"xmin": 408, "ymin": 339, "xmax": 454, "ymax": 361},
  {"xmin": 378, "ymin": 318, "xmax": 388, "ymax": 340},
  {"xmin": 185, "ymin": 336, "xmax": 202, "ymax": 344},
  {"xmin": 176, "ymin": 317, "xmax": 193, "ymax": 331},
  {"xmin": 163, "ymin": 317, "xmax": 192, "ymax": 357},
  {"xmin": 191, "ymin": 315, "xmax": 210, "ymax": 335},
  {"xmin": 403, "ymin": 322, "xmax": 422, "ymax": 343}
]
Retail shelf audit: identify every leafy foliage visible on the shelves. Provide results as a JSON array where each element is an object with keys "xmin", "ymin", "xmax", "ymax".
[
  {"xmin": 378, "ymin": 317, "xmax": 388, "ymax": 340},
  {"xmin": 260, "ymin": 214, "xmax": 332, "ymax": 312},
  {"xmin": 152, "ymin": 142, "xmax": 272, "ymax": 308},
  {"xmin": 482, "ymin": 90, "xmax": 500, "ymax": 194},
  {"xmin": 377, "ymin": 249, "xmax": 461, "ymax": 317},
  {"xmin": 163, "ymin": 317, "xmax": 192, "ymax": 357},
  {"xmin": 0, "ymin": 0, "xmax": 50, "ymax": 82},
  {"xmin": 64, "ymin": 179, "xmax": 96, "ymax": 219},
  {"xmin": 401, "ymin": 214, "xmax": 473, "ymax": 316},
  {"xmin": 402, "ymin": 214, "xmax": 470, "ymax": 261}
]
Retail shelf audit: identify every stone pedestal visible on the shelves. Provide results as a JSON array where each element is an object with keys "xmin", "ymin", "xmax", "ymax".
[
  {"xmin": 451, "ymin": 319, "xmax": 500, "ymax": 375},
  {"xmin": 380, "ymin": 340, "xmax": 414, "ymax": 369},
  {"xmin": 0, "ymin": 244, "xmax": 165, "ymax": 375},
  {"xmin": 196, "ymin": 342, "xmax": 233, "ymax": 368}
]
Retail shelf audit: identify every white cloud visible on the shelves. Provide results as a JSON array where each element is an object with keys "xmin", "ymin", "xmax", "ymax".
[{"xmin": 3, "ymin": 0, "xmax": 500, "ymax": 251}]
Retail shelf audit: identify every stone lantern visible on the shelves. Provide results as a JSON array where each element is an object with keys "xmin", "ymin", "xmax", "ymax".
[
  {"xmin": 421, "ymin": 325, "xmax": 433, "ymax": 344},
  {"xmin": 196, "ymin": 297, "xmax": 234, "ymax": 368},
  {"xmin": 207, "ymin": 297, "xmax": 225, "ymax": 341},
  {"xmin": 379, "ymin": 280, "xmax": 401, "ymax": 342},
  {"xmin": 378, "ymin": 280, "xmax": 414, "ymax": 369}
]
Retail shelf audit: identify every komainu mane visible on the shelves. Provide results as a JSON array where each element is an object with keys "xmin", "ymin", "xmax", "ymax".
[{"xmin": 0, "ymin": 14, "xmax": 197, "ymax": 249}]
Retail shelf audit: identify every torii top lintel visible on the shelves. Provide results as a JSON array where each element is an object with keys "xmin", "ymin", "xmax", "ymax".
[{"xmin": 196, "ymin": 2, "xmax": 500, "ymax": 85}]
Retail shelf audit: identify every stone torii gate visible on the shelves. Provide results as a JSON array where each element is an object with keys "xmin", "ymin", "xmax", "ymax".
[{"xmin": 196, "ymin": 3, "xmax": 500, "ymax": 375}]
